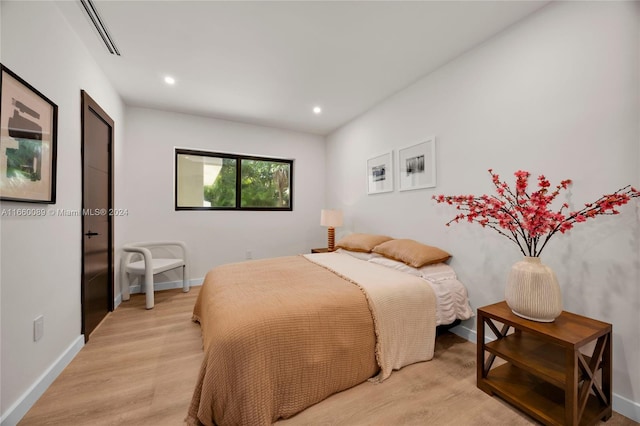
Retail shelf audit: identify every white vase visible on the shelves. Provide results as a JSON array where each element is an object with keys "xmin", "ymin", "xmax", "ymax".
[{"xmin": 505, "ymin": 256, "xmax": 563, "ymax": 322}]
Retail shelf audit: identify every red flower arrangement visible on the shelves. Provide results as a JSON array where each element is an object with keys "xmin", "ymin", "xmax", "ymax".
[{"xmin": 433, "ymin": 169, "xmax": 640, "ymax": 257}]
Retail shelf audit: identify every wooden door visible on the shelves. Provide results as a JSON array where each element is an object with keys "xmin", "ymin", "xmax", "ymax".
[{"xmin": 81, "ymin": 90, "xmax": 114, "ymax": 341}]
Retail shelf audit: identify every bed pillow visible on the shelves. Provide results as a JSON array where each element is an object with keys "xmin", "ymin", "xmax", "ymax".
[
  {"xmin": 369, "ymin": 257, "xmax": 457, "ymax": 281},
  {"xmin": 368, "ymin": 256, "xmax": 422, "ymax": 276},
  {"xmin": 419, "ymin": 263, "xmax": 457, "ymax": 282},
  {"xmin": 335, "ymin": 233, "xmax": 393, "ymax": 253},
  {"xmin": 372, "ymin": 239, "xmax": 451, "ymax": 268},
  {"xmin": 335, "ymin": 248, "xmax": 381, "ymax": 261}
]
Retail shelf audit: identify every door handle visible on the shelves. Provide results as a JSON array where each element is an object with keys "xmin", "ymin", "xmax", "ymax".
[{"xmin": 85, "ymin": 231, "xmax": 100, "ymax": 238}]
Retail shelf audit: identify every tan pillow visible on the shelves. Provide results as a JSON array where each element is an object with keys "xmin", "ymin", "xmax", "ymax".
[
  {"xmin": 335, "ymin": 233, "xmax": 393, "ymax": 253},
  {"xmin": 372, "ymin": 239, "xmax": 451, "ymax": 268}
]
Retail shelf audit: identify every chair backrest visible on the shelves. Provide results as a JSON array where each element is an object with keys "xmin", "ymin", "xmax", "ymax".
[{"xmin": 121, "ymin": 241, "xmax": 188, "ymax": 273}]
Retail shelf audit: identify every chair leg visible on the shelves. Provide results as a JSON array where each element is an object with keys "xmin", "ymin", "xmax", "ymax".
[
  {"xmin": 182, "ymin": 265, "xmax": 189, "ymax": 293},
  {"xmin": 144, "ymin": 273, "xmax": 154, "ymax": 309},
  {"xmin": 122, "ymin": 272, "xmax": 131, "ymax": 301}
]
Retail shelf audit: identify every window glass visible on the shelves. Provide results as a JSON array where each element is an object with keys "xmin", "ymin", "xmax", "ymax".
[
  {"xmin": 241, "ymin": 159, "xmax": 291, "ymax": 208},
  {"xmin": 204, "ymin": 157, "xmax": 237, "ymax": 208},
  {"xmin": 175, "ymin": 149, "xmax": 292, "ymax": 211}
]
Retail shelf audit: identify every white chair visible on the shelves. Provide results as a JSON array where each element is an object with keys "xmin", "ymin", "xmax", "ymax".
[{"xmin": 121, "ymin": 241, "xmax": 189, "ymax": 309}]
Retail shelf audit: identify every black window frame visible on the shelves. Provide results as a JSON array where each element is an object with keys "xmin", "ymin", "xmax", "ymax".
[{"xmin": 175, "ymin": 148, "xmax": 294, "ymax": 211}]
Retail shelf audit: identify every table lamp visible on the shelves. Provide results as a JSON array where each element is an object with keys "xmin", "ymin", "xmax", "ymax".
[{"xmin": 320, "ymin": 209, "xmax": 343, "ymax": 251}]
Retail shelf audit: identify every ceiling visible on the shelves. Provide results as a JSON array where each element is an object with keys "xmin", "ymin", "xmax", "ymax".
[{"xmin": 56, "ymin": 1, "xmax": 549, "ymax": 136}]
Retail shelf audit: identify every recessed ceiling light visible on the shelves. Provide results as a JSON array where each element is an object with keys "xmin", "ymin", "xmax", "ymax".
[
  {"xmin": 164, "ymin": 76, "xmax": 176, "ymax": 85},
  {"xmin": 313, "ymin": 106, "xmax": 322, "ymax": 114}
]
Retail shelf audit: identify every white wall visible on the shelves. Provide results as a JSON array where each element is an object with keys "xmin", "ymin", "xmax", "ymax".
[
  {"xmin": 118, "ymin": 107, "xmax": 326, "ymax": 289},
  {"xmin": 0, "ymin": 1, "xmax": 124, "ymax": 422},
  {"xmin": 326, "ymin": 1, "xmax": 640, "ymax": 414}
]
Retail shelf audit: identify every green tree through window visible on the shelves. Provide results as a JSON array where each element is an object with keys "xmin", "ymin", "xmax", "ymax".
[
  {"xmin": 204, "ymin": 158, "xmax": 236, "ymax": 207},
  {"xmin": 240, "ymin": 160, "xmax": 290, "ymax": 208}
]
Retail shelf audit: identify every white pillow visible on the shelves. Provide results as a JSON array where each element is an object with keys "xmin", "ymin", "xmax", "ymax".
[
  {"xmin": 369, "ymin": 256, "xmax": 458, "ymax": 281},
  {"xmin": 368, "ymin": 256, "xmax": 422, "ymax": 276},
  {"xmin": 336, "ymin": 248, "xmax": 381, "ymax": 261},
  {"xmin": 419, "ymin": 263, "xmax": 457, "ymax": 282}
]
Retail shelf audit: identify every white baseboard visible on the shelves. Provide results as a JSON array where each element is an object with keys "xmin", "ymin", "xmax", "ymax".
[
  {"xmin": 0, "ymin": 336, "xmax": 84, "ymax": 426},
  {"xmin": 611, "ymin": 394, "xmax": 640, "ymax": 423},
  {"xmin": 449, "ymin": 324, "xmax": 640, "ymax": 423},
  {"xmin": 449, "ymin": 323, "xmax": 478, "ymax": 343},
  {"xmin": 114, "ymin": 277, "xmax": 203, "ymax": 308}
]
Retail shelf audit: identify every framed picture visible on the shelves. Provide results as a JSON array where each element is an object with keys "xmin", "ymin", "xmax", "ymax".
[
  {"xmin": 0, "ymin": 64, "xmax": 58, "ymax": 203},
  {"xmin": 367, "ymin": 151, "xmax": 393, "ymax": 194},
  {"xmin": 398, "ymin": 138, "xmax": 436, "ymax": 191}
]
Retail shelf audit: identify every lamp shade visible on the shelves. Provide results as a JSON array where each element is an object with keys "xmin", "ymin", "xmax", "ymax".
[{"xmin": 320, "ymin": 209, "xmax": 343, "ymax": 228}]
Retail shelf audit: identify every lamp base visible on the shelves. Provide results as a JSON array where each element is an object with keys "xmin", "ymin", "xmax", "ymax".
[{"xmin": 327, "ymin": 227, "xmax": 335, "ymax": 251}]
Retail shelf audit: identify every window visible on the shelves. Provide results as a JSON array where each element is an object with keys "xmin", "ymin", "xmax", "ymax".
[{"xmin": 175, "ymin": 149, "xmax": 293, "ymax": 211}]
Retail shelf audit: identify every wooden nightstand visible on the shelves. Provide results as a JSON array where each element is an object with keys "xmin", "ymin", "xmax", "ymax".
[
  {"xmin": 477, "ymin": 301, "xmax": 612, "ymax": 426},
  {"xmin": 311, "ymin": 248, "xmax": 329, "ymax": 253}
]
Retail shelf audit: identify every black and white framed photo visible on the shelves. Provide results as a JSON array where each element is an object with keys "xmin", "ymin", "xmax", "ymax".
[
  {"xmin": 367, "ymin": 151, "xmax": 393, "ymax": 194},
  {"xmin": 398, "ymin": 138, "xmax": 436, "ymax": 191},
  {"xmin": 0, "ymin": 64, "xmax": 58, "ymax": 203}
]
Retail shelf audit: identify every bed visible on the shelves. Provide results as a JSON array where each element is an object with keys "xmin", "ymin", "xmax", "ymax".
[{"xmin": 186, "ymin": 236, "xmax": 473, "ymax": 426}]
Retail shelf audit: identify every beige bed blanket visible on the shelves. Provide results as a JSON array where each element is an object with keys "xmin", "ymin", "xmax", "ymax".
[
  {"xmin": 186, "ymin": 253, "xmax": 436, "ymax": 426},
  {"xmin": 305, "ymin": 253, "xmax": 437, "ymax": 382}
]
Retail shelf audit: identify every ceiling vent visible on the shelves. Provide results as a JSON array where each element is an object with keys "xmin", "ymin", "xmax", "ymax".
[{"xmin": 79, "ymin": 0, "xmax": 121, "ymax": 56}]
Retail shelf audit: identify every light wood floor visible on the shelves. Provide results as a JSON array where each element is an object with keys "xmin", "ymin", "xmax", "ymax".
[
  {"xmin": 20, "ymin": 287, "xmax": 204, "ymax": 426},
  {"xmin": 20, "ymin": 288, "xmax": 638, "ymax": 426}
]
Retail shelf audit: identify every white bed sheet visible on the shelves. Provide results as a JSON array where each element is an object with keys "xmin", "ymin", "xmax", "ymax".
[
  {"xmin": 363, "ymin": 255, "xmax": 473, "ymax": 326},
  {"xmin": 423, "ymin": 277, "xmax": 473, "ymax": 326}
]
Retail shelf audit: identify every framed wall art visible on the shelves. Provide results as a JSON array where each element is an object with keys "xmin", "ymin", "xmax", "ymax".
[
  {"xmin": 398, "ymin": 137, "xmax": 436, "ymax": 191},
  {"xmin": 0, "ymin": 64, "xmax": 58, "ymax": 203},
  {"xmin": 367, "ymin": 151, "xmax": 393, "ymax": 194}
]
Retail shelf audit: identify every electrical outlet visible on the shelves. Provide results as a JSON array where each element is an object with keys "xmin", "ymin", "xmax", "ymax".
[
  {"xmin": 246, "ymin": 250, "xmax": 253, "ymax": 260},
  {"xmin": 34, "ymin": 315, "xmax": 44, "ymax": 342}
]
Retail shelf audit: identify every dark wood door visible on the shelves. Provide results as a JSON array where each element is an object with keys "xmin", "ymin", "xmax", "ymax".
[{"xmin": 81, "ymin": 91, "xmax": 114, "ymax": 341}]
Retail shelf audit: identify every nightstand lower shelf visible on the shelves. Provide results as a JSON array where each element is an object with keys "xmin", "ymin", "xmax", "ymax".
[{"xmin": 481, "ymin": 363, "xmax": 609, "ymax": 426}]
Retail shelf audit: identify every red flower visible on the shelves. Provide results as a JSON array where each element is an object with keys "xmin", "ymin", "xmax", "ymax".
[{"xmin": 432, "ymin": 169, "xmax": 640, "ymax": 256}]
